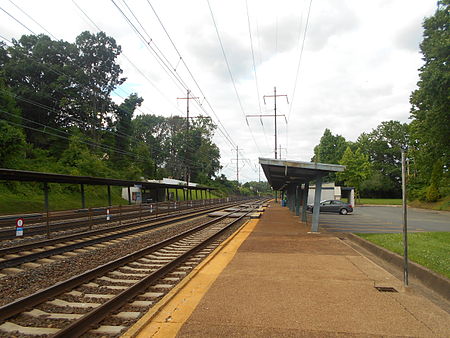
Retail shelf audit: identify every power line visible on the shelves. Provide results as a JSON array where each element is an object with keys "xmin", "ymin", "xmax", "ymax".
[
  {"xmin": 145, "ymin": 0, "xmax": 238, "ymax": 151},
  {"xmin": 245, "ymin": 0, "xmax": 270, "ymax": 151},
  {"xmin": 287, "ymin": 0, "xmax": 313, "ymax": 122},
  {"xmin": 71, "ymin": 0, "xmax": 181, "ymax": 116},
  {"xmin": 0, "ymin": 5, "xmax": 35, "ymax": 35},
  {"xmin": 7, "ymin": 0, "xmax": 58, "ymax": 40},
  {"xmin": 206, "ymin": 0, "xmax": 262, "ymax": 156}
]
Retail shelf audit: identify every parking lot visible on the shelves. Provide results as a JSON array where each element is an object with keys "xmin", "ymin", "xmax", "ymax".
[{"xmin": 312, "ymin": 206, "xmax": 450, "ymax": 233}]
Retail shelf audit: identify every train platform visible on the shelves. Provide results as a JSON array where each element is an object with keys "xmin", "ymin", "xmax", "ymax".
[{"xmin": 124, "ymin": 201, "xmax": 450, "ymax": 337}]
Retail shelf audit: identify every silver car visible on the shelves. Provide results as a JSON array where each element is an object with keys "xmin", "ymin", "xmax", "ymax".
[{"xmin": 307, "ymin": 200, "xmax": 353, "ymax": 215}]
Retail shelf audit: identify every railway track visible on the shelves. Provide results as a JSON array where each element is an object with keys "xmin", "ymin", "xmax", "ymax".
[
  {"xmin": 0, "ymin": 201, "xmax": 265, "ymax": 337},
  {"xmin": 0, "ymin": 199, "xmax": 235, "ymax": 241},
  {"xmin": 0, "ymin": 200, "xmax": 244, "ymax": 275}
]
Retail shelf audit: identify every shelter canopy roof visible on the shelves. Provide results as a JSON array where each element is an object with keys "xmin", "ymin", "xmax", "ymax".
[
  {"xmin": 259, "ymin": 157, "xmax": 345, "ymax": 191},
  {"xmin": 0, "ymin": 168, "xmax": 214, "ymax": 191}
]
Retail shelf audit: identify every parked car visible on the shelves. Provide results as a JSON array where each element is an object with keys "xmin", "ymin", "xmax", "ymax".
[{"xmin": 307, "ymin": 200, "xmax": 353, "ymax": 215}]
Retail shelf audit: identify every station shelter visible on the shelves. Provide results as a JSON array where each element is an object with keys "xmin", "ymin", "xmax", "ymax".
[{"xmin": 259, "ymin": 157, "xmax": 346, "ymax": 232}]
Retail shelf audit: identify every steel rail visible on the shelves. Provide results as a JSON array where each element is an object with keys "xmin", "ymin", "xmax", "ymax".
[
  {"xmin": 0, "ymin": 201, "xmax": 262, "ymax": 323},
  {"xmin": 0, "ymin": 199, "xmax": 231, "ymax": 240},
  {"xmin": 54, "ymin": 206, "xmax": 256, "ymax": 337},
  {"xmin": 0, "ymin": 200, "xmax": 238, "ymax": 256},
  {"xmin": 0, "ymin": 201, "xmax": 242, "ymax": 270}
]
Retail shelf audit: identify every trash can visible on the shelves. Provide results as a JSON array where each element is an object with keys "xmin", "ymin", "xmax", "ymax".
[{"xmin": 281, "ymin": 199, "xmax": 287, "ymax": 207}]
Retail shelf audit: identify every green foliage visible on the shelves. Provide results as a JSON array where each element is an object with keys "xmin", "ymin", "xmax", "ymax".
[
  {"xmin": 0, "ymin": 121, "xmax": 26, "ymax": 167},
  {"xmin": 358, "ymin": 232, "xmax": 450, "ymax": 278},
  {"xmin": 58, "ymin": 132, "xmax": 115, "ymax": 178},
  {"xmin": 338, "ymin": 147, "xmax": 372, "ymax": 200},
  {"xmin": 356, "ymin": 121, "xmax": 408, "ymax": 198},
  {"xmin": 409, "ymin": 0, "xmax": 450, "ymax": 185},
  {"xmin": 312, "ymin": 129, "xmax": 348, "ymax": 182}
]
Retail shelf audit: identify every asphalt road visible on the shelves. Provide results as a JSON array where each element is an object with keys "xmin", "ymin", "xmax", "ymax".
[{"xmin": 313, "ymin": 206, "xmax": 450, "ymax": 233}]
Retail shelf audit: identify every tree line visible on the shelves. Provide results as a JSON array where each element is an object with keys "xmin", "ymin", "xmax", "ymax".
[
  {"xmin": 312, "ymin": 1, "xmax": 449, "ymax": 203},
  {"xmin": 0, "ymin": 31, "xmax": 246, "ymax": 195}
]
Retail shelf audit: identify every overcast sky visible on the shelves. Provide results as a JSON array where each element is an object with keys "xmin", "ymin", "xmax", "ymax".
[{"xmin": 0, "ymin": 0, "xmax": 436, "ymax": 183}]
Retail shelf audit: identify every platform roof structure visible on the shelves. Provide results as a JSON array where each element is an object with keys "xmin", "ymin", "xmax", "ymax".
[
  {"xmin": 259, "ymin": 158, "xmax": 345, "ymax": 190},
  {"xmin": 0, "ymin": 168, "xmax": 215, "ymax": 210},
  {"xmin": 259, "ymin": 157, "xmax": 346, "ymax": 233},
  {"xmin": 0, "ymin": 168, "xmax": 213, "ymax": 191}
]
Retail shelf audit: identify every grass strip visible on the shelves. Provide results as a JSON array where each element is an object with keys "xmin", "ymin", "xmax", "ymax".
[
  {"xmin": 357, "ymin": 198, "xmax": 402, "ymax": 205},
  {"xmin": 357, "ymin": 232, "xmax": 450, "ymax": 279}
]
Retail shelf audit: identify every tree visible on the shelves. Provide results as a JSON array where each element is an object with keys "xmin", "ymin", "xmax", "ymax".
[
  {"xmin": 113, "ymin": 93, "xmax": 143, "ymax": 169},
  {"xmin": 312, "ymin": 129, "xmax": 348, "ymax": 182},
  {"xmin": 338, "ymin": 147, "xmax": 372, "ymax": 201},
  {"xmin": 409, "ymin": 0, "xmax": 449, "ymax": 189},
  {"xmin": 2, "ymin": 32, "xmax": 125, "ymax": 148},
  {"xmin": 356, "ymin": 121, "xmax": 408, "ymax": 197}
]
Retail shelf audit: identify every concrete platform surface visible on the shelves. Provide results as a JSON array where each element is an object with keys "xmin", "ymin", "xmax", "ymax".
[{"xmin": 128, "ymin": 202, "xmax": 450, "ymax": 337}]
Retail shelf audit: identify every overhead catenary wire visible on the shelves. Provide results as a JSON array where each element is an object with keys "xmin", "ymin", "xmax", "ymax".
[
  {"xmin": 0, "ymin": 1, "xmax": 158, "ymax": 119},
  {"xmin": 206, "ymin": 0, "xmax": 263, "ymax": 157},
  {"xmin": 1, "ymin": 1, "xmax": 257, "ymax": 181},
  {"xmin": 145, "ymin": 0, "xmax": 238, "ymax": 151},
  {"xmin": 7, "ymin": 0, "xmax": 58, "ymax": 40},
  {"xmin": 285, "ymin": 0, "xmax": 313, "ymax": 159},
  {"xmin": 0, "ymin": 5, "xmax": 35, "ymax": 35},
  {"xmin": 71, "ymin": 0, "xmax": 183, "ymax": 116},
  {"xmin": 245, "ymin": 0, "xmax": 270, "ymax": 151}
]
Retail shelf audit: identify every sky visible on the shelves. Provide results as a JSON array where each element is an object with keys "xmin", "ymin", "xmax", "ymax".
[{"xmin": 0, "ymin": 0, "xmax": 437, "ymax": 183}]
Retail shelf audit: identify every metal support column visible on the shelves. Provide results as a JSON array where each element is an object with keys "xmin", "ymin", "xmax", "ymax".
[
  {"xmin": 290, "ymin": 186, "xmax": 295, "ymax": 212},
  {"xmin": 127, "ymin": 186, "xmax": 131, "ymax": 205},
  {"xmin": 311, "ymin": 177, "xmax": 323, "ymax": 232},
  {"xmin": 175, "ymin": 189, "xmax": 179, "ymax": 201},
  {"xmin": 80, "ymin": 184, "xmax": 85, "ymax": 209},
  {"xmin": 295, "ymin": 185, "xmax": 300, "ymax": 216},
  {"xmin": 301, "ymin": 182, "xmax": 309, "ymax": 222},
  {"xmin": 107, "ymin": 185, "xmax": 112, "ymax": 207}
]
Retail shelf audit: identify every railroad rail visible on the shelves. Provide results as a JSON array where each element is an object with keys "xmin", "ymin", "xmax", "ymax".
[
  {"xmin": 0, "ymin": 198, "xmax": 238, "ymax": 240},
  {"xmin": 0, "ymin": 200, "xmax": 266, "ymax": 336},
  {"xmin": 0, "ymin": 199, "xmax": 244, "ymax": 273}
]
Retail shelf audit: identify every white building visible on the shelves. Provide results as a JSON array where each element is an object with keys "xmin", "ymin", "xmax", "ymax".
[{"xmin": 308, "ymin": 183, "xmax": 355, "ymax": 207}]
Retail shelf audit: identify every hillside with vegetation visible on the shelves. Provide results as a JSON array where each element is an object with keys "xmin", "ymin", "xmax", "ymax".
[{"xmin": 0, "ymin": 31, "xmax": 268, "ymax": 214}]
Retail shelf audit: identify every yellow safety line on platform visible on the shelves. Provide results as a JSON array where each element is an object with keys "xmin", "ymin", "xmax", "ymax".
[{"xmin": 122, "ymin": 218, "xmax": 260, "ymax": 338}]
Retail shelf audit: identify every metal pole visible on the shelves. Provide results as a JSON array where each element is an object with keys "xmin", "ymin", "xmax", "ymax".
[
  {"xmin": 402, "ymin": 149, "xmax": 409, "ymax": 286},
  {"xmin": 80, "ymin": 184, "xmax": 85, "ymax": 209},
  {"xmin": 236, "ymin": 145, "xmax": 239, "ymax": 183},
  {"xmin": 127, "ymin": 186, "xmax": 131, "ymax": 205},
  {"xmin": 274, "ymin": 86, "xmax": 277, "ymax": 159},
  {"xmin": 107, "ymin": 185, "xmax": 112, "ymax": 207},
  {"xmin": 186, "ymin": 90, "xmax": 190, "ymax": 189}
]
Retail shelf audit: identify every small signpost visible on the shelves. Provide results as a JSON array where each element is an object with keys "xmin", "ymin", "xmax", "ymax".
[{"xmin": 16, "ymin": 218, "xmax": 24, "ymax": 237}]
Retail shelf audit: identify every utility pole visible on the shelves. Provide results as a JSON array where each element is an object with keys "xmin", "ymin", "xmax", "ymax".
[
  {"xmin": 236, "ymin": 145, "xmax": 239, "ymax": 183},
  {"xmin": 177, "ymin": 90, "xmax": 198, "ymax": 187},
  {"xmin": 264, "ymin": 87, "xmax": 288, "ymax": 159},
  {"xmin": 246, "ymin": 86, "xmax": 288, "ymax": 159},
  {"xmin": 232, "ymin": 146, "xmax": 249, "ymax": 184},
  {"xmin": 247, "ymin": 86, "xmax": 288, "ymax": 203}
]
